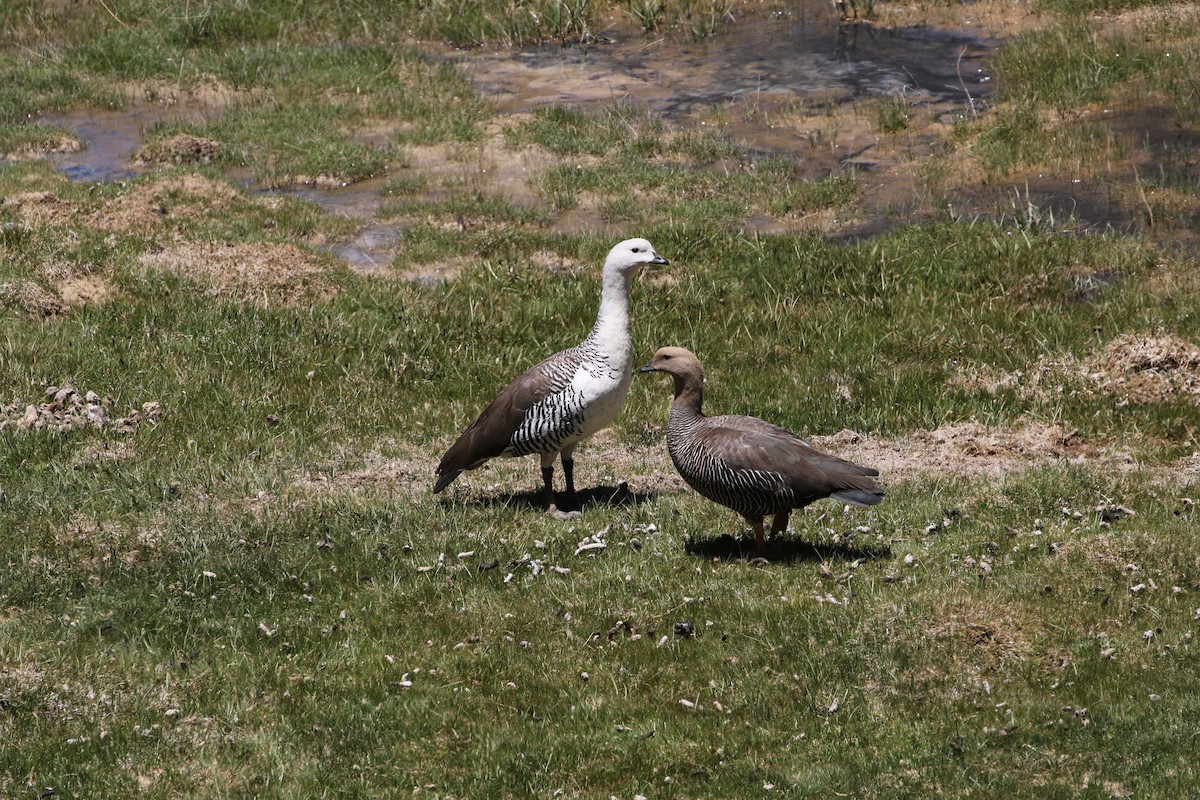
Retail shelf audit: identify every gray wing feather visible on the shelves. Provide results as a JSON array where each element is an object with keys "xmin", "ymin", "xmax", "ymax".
[
  {"xmin": 699, "ymin": 415, "xmax": 882, "ymax": 500},
  {"xmin": 434, "ymin": 347, "xmax": 581, "ymax": 489}
]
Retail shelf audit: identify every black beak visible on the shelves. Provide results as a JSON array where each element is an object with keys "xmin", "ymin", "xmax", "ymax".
[
  {"xmin": 638, "ymin": 361, "xmax": 657, "ymax": 373},
  {"xmin": 651, "ymin": 254, "xmax": 669, "ymax": 266}
]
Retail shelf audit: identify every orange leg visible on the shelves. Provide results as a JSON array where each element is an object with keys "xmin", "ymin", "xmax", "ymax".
[
  {"xmin": 752, "ymin": 520, "xmax": 766, "ymax": 557},
  {"xmin": 771, "ymin": 510, "xmax": 790, "ymax": 538}
]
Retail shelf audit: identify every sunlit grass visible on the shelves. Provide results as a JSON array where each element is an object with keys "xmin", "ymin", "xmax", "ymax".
[{"xmin": 3, "ymin": 1, "xmax": 1200, "ymax": 797}]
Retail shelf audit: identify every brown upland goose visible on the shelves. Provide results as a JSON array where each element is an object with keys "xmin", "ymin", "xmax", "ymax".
[
  {"xmin": 434, "ymin": 238, "xmax": 669, "ymax": 515},
  {"xmin": 639, "ymin": 346, "xmax": 884, "ymax": 556}
]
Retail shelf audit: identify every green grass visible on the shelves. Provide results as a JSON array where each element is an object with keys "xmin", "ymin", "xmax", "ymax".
[
  {"xmin": 4, "ymin": 175, "xmax": 1200, "ymax": 799},
  {"xmin": 957, "ymin": 8, "xmax": 1200, "ymax": 179},
  {"xmin": 504, "ymin": 106, "xmax": 856, "ymax": 226},
  {"xmin": 3, "ymin": 1, "xmax": 1200, "ymax": 797}
]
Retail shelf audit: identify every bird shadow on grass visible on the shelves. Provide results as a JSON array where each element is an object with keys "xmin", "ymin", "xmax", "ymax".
[
  {"xmin": 452, "ymin": 483, "xmax": 657, "ymax": 512},
  {"xmin": 685, "ymin": 533, "xmax": 893, "ymax": 564}
]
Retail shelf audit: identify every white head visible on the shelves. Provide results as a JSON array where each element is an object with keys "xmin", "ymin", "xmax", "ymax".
[{"xmin": 603, "ymin": 238, "xmax": 669, "ymax": 275}]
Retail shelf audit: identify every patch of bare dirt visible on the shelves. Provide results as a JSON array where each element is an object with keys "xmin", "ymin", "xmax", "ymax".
[
  {"xmin": 1, "ymin": 383, "xmax": 162, "ymax": 434},
  {"xmin": 0, "ymin": 262, "xmax": 119, "ymax": 313},
  {"xmin": 300, "ymin": 447, "xmax": 431, "ymax": 496},
  {"xmin": 0, "ymin": 280, "xmax": 65, "ymax": 316},
  {"xmin": 872, "ymin": 0, "xmax": 1048, "ymax": 37},
  {"xmin": 1086, "ymin": 334, "xmax": 1200, "ymax": 404},
  {"xmin": 1050, "ymin": 530, "xmax": 1143, "ymax": 576},
  {"xmin": 1104, "ymin": 2, "xmax": 1200, "ymax": 35},
  {"xmin": 298, "ymin": 433, "xmax": 686, "ymax": 500},
  {"xmin": 135, "ymin": 134, "xmax": 222, "ymax": 166},
  {"xmin": 137, "ymin": 240, "xmax": 337, "ymax": 305},
  {"xmin": 56, "ymin": 275, "xmax": 117, "ymax": 308},
  {"xmin": 73, "ymin": 439, "xmax": 135, "ymax": 466},
  {"xmin": 812, "ymin": 421, "xmax": 1102, "ymax": 480},
  {"xmin": 301, "ymin": 417, "xmax": 1146, "ymax": 504}
]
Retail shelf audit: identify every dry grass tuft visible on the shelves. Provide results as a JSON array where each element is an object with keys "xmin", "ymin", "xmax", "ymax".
[
  {"xmin": 137, "ymin": 240, "xmax": 337, "ymax": 306},
  {"xmin": 926, "ymin": 594, "xmax": 1037, "ymax": 673},
  {"xmin": 1, "ymin": 191, "xmax": 79, "ymax": 227},
  {"xmin": 94, "ymin": 174, "xmax": 242, "ymax": 232},
  {"xmin": 0, "ymin": 280, "xmax": 65, "ymax": 316},
  {"xmin": 135, "ymin": 134, "xmax": 222, "ymax": 166},
  {"xmin": 55, "ymin": 274, "xmax": 117, "ymax": 308},
  {"xmin": 1087, "ymin": 333, "xmax": 1200, "ymax": 404}
]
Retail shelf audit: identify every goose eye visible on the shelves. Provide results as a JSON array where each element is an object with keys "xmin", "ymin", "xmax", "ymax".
[{"xmin": 631, "ymin": 247, "xmax": 641, "ymax": 252}]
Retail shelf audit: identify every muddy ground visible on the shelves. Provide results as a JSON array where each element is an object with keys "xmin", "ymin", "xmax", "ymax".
[{"xmin": 13, "ymin": 0, "xmax": 1200, "ymax": 263}]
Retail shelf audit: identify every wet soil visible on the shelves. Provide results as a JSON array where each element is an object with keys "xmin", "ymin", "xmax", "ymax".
[
  {"xmin": 7, "ymin": 0, "xmax": 1199, "ymax": 267},
  {"xmin": 449, "ymin": 8, "xmax": 992, "ymax": 126}
]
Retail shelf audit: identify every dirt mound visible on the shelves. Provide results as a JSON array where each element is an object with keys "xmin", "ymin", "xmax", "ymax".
[
  {"xmin": 2, "ymin": 192, "xmax": 79, "ymax": 227},
  {"xmin": 1087, "ymin": 334, "xmax": 1200, "ymax": 403},
  {"xmin": 93, "ymin": 173, "xmax": 242, "ymax": 232},
  {"xmin": 1, "ymin": 384, "xmax": 162, "ymax": 434},
  {"xmin": 137, "ymin": 240, "xmax": 337, "ymax": 305},
  {"xmin": 0, "ymin": 273, "xmax": 115, "ymax": 315},
  {"xmin": 0, "ymin": 132, "xmax": 81, "ymax": 159},
  {"xmin": 135, "ymin": 134, "xmax": 222, "ymax": 166},
  {"xmin": 0, "ymin": 281, "xmax": 65, "ymax": 316},
  {"xmin": 3, "ymin": 175, "xmax": 243, "ymax": 233}
]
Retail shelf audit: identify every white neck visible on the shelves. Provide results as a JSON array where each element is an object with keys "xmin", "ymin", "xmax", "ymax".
[{"xmin": 586, "ymin": 265, "xmax": 634, "ymax": 364}]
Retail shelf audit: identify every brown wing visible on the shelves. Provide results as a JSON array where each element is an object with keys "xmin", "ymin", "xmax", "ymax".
[
  {"xmin": 433, "ymin": 348, "xmax": 577, "ymax": 492},
  {"xmin": 702, "ymin": 415, "xmax": 882, "ymax": 503}
]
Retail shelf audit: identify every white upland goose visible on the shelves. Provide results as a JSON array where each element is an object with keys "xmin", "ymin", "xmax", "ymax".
[
  {"xmin": 434, "ymin": 238, "xmax": 669, "ymax": 514},
  {"xmin": 639, "ymin": 346, "xmax": 884, "ymax": 556}
]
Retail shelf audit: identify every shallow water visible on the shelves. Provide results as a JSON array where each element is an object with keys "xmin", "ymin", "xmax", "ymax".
[
  {"xmin": 19, "ymin": 1, "xmax": 1011, "ymax": 268},
  {"xmin": 39, "ymin": 108, "xmax": 158, "ymax": 183},
  {"xmin": 450, "ymin": 9, "xmax": 993, "ymax": 127}
]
